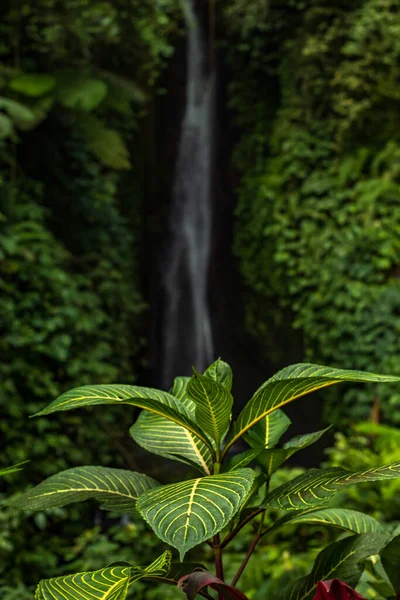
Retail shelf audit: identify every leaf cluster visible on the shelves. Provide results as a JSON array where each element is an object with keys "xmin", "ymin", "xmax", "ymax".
[
  {"xmin": 9, "ymin": 359, "xmax": 400, "ymax": 599},
  {"xmin": 0, "ymin": 0, "xmax": 180, "ymax": 591},
  {"xmin": 226, "ymin": 0, "xmax": 400, "ymax": 424}
]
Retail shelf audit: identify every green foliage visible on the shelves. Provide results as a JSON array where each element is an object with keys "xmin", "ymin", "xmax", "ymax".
[
  {"xmin": 264, "ymin": 463, "xmax": 400, "ymax": 511},
  {"xmin": 278, "ymin": 533, "xmax": 389, "ymax": 600},
  {"xmin": 274, "ymin": 508, "xmax": 384, "ymax": 535},
  {"xmin": 186, "ymin": 369, "xmax": 233, "ymax": 450},
  {"xmin": 10, "ymin": 467, "xmax": 159, "ymax": 513},
  {"xmin": 0, "ymin": 463, "xmax": 28, "ymax": 477},
  {"xmin": 138, "ymin": 470, "xmax": 255, "ymax": 560},
  {"xmin": 0, "ymin": 0, "xmax": 180, "ymax": 595},
  {"xmin": 130, "ymin": 376, "xmax": 214, "ymax": 475},
  {"xmin": 256, "ymin": 427, "xmax": 331, "ymax": 477},
  {"xmin": 11, "ymin": 360, "xmax": 400, "ymax": 599},
  {"xmin": 77, "ymin": 115, "xmax": 131, "ymax": 170},
  {"xmin": 35, "ymin": 551, "xmax": 172, "ymax": 600},
  {"xmin": 227, "ymin": 0, "xmax": 400, "ymax": 423},
  {"xmin": 0, "ymin": 187, "xmax": 145, "ymax": 591},
  {"xmin": 9, "ymin": 74, "xmax": 56, "ymax": 97},
  {"xmin": 0, "ymin": 191, "xmax": 143, "ymax": 466},
  {"xmin": 221, "ymin": 467, "xmax": 319, "ymax": 600},
  {"xmin": 325, "ymin": 424, "xmax": 400, "ymax": 521}
]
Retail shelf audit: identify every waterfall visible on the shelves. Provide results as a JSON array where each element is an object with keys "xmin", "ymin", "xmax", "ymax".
[{"xmin": 162, "ymin": 0, "xmax": 215, "ymax": 387}]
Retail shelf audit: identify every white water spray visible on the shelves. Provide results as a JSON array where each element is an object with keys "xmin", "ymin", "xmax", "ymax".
[{"xmin": 162, "ymin": 0, "xmax": 214, "ymax": 386}]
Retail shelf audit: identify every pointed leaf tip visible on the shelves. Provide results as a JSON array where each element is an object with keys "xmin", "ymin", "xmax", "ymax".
[
  {"xmin": 34, "ymin": 550, "xmax": 171, "ymax": 599},
  {"xmin": 130, "ymin": 375, "xmax": 213, "ymax": 474},
  {"xmin": 137, "ymin": 469, "xmax": 256, "ymax": 559},
  {"xmin": 204, "ymin": 358, "xmax": 233, "ymax": 392},
  {"xmin": 225, "ymin": 364, "xmax": 400, "ymax": 453},
  {"xmin": 10, "ymin": 466, "xmax": 159, "ymax": 513},
  {"xmin": 31, "ymin": 384, "xmax": 214, "ymax": 454},
  {"xmin": 264, "ymin": 462, "xmax": 400, "ymax": 510},
  {"xmin": 187, "ymin": 371, "xmax": 233, "ymax": 447}
]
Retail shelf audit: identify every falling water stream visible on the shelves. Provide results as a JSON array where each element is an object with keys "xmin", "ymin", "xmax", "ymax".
[{"xmin": 162, "ymin": 0, "xmax": 215, "ymax": 387}]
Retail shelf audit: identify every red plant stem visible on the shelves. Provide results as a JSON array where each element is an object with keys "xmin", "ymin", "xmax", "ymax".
[
  {"xmin": 231, "ymin": 531, "xmax": 261, "ymax": 588},
  {"xmin": 220, "ymin": 508, "xmax": 264, "ymax": 549},
  {"xmin": 213, "ymin": 534, "xmax": 224, "ymax": 600}
]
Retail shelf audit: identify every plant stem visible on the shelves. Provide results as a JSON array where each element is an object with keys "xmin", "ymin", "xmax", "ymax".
[
  {"xmin": 231, "ymin": 513, "xmax": 265, "ymax": 588},
  {"xmin": 220, "ymin": 508, "xmax": 264, "ymax": 549},
  {"xmin": 213, "ymin": 534, "xmax": 224, "ymax": 599},
  {"xmin": 231, "ymin": 533, "xmax": 260, "ymax": 588}
]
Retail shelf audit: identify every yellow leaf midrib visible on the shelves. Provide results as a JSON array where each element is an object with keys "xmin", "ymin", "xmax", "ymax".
[{"xmin": 223, "ymin": 380, "xmax": 337, "ymax": 457}]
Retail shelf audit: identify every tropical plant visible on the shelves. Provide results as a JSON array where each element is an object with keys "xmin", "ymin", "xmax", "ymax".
[
  {"xmin": 324, "ymin": 422, "xmax": 400, "ymax": 522},
  {"xmin": 227, "ymin": 0, "xmax": 400, "ymax": 425},
  {"xmin": 10, "ymin": 360, "xmax": 400, "ymax": 599}
]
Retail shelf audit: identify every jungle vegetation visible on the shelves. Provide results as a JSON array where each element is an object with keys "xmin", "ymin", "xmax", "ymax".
[{"xmin": 1, "ymin": 0, "xmax": 400, "ymax": 598}]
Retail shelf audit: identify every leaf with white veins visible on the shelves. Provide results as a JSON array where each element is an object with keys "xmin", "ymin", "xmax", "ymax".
[
  {"xmin": 130, "ymin": 376, "xmax": 213, "ymax": 474},
  {"xmin": 137, "ymin": 469, "xmax": 256, "ymax": 560},
  {"xmin": 224, "ymin": 364, "xmax": 400, "ymax": 455},
  {"xmin": 10, "ymin": 466, "xmax": 158, "ymax": 513},
  {"xmin": 264, "ymin": 462, "xmax": 400, "ymax": 510},
  {"xmin": 34, "ymin": 550, "xmax": 171, "ymax": 600},
  {"xmin": 187, "ymin": 371, "xmax": 233, "ymax": 448}
]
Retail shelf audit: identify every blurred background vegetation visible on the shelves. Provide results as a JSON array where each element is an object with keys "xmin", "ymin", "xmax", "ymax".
[{"xmin": 1, "ymin": 0, "xmax": 400, "ymax": 598}]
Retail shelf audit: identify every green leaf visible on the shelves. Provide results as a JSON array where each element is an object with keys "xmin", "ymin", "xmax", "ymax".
[
  {"xmin": 227, "ymin": 448, "xmax": 263, "ymax": 471},
  {"xmin": 232, "ymin": 473, "xmax": 268, "ymax": 521},
  {"xmin": 0, "ymin": 462, "xmax": 29, "ymax": 477},
  {"xmin": 224, "ymin": 364, "xmax": 400, "ymax": 454},
  {"xmin": 0, "ymin": 97, "xmax": 35, "ymax": 123},
  {"xmin": 278, "ymin": 533, "xmax": 389, "ymax": 600},
  {"xmin": 272, "ymin": 508, "xmax": 384, "ymax": 535},
  {"xmin": 283, "ymin": 427, "xmax": 331, "ymax": 452},
  {"xmin": 204, "ymin": 358, "xmax": 233, "ymax": 391},
  {"xmin": 357, "ymin": 557, "xmax": 396, "ymax": 600},
  {"xmin": 264, "ymin": 462, "xmax": 400, "ymax": 510},
  {"xmin": 0, "ymin": 113, "xmax": 13, "ymax": 139},
  {"xmin": 245, "ymin": 409, "xmax": 291, "ymax": 450},
  {"xmin": 98, "ymin": 69, "xmax": 147, "ymax": 109},
  {"xmin": 0, "ymin": 96, "xmax": 53, "ymax": 132},
  {"xmin": 381, "ymin": 534, "xmax": 400, "ymax": 592},
  {"xmin": 187, "ymin": 370, "xmax": 233, "ymax": 448},
  {"xmin": 170, "ymin": 376, "xmax": 192, "ymax": 399},
  {"xmin": 33, "ymin": 384, "xmax": 214, "ymax": 456},
  {"xmin": 9, "ymin": 73, "xmax": 56, "ymax": 96},
  {"xmin": 10, "ymin": 466, "xmax": 159, "ymax": 513},
  {"xmin": 35, "ymin": 550, "xmax": 172, "ymax": 600},
  {"xmin": 78, "ymin": 114, "xmax": 131, "ymax": 170},
  {"xmin": 128, "ymin": 550, "xmax": 172, "ymax": 583},
  {"xmin": 137, "ymin": 469, "xmax": 256, "ymax": 560},
  {"xmin": 257, "ymin": 427, "xmax": 331, "ymax": 476},
  {"xmin": 130, "ymin": 377, "xmax": 213, "ymax": 474},
  {"xmin": 18, "ymin": 96, "xmax": 54, "ymax": 130},
  {"xmin": 56, "ymin": 73, "xmax": 107, "ymax": 111}
]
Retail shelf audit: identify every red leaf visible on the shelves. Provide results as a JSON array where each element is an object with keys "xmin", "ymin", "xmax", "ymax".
[
  {"xmin": 314, "ymin": 579, "xmax": 367, "ymax": 600},
  {"xmin": 178, "ymin": 570, "xmax": 250, "ymax": 600}
]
